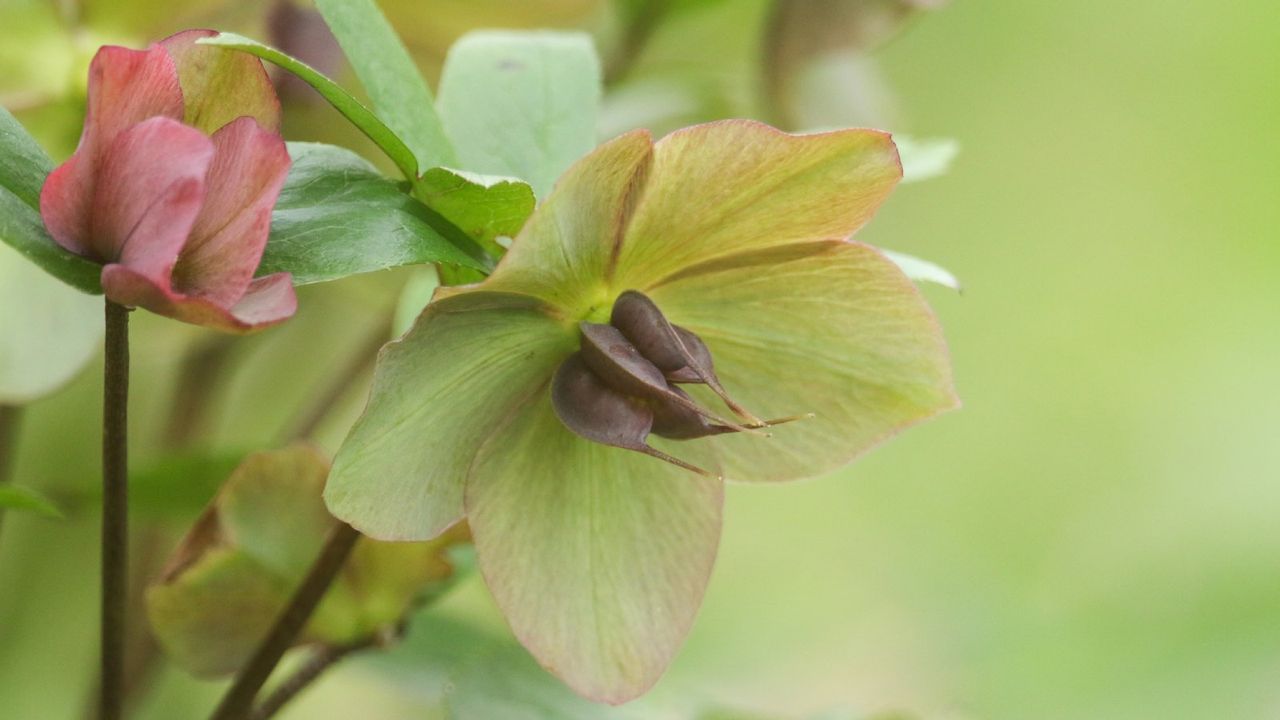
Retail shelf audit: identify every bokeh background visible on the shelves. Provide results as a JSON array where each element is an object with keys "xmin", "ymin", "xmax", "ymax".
[{"xmin": 2, "ymin": 1, "xmax": 1278, "ymax": 719}]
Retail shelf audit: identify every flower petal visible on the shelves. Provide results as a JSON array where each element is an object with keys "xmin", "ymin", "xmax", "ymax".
[
  {"xmin": 39, "ymin": 45, "xmax": 184, "ymax": 256},
  {"xmin": 161, "ymin": 29, "xmax": 282, "ymax": 135},
  {"xmin": 440, "ymin": 130, "xmax": 653, "ymax": 316},
  {"xmin": 466, "ymin": 391, "xmax": 723, "ymax": 704},
  {"xmin": 90, "ymin": 116, "xmax": 213, "ymax": 274},
  {"xmin": 612, "ymin": 120, "xmax": 902, "ymax": 291},
  {"xmin": 100, "ymin": 267, "xmax": 296, "ymax": 333},
  {"xmin": 172, "ymin": 116, "xmax": 290, "ymax": 305},
  {"xmin": 326, "ymin": 291, "xmax": 577, "ymax": 540},
  {"xmin": 648, "ymin": 240, "xmax": 958, "ymax": 482}
]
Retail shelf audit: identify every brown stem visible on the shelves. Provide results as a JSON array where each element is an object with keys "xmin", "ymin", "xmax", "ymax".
[
  {"xmin": 208, "ymin": 522, "xmax": 361, "ymax": 720},
  {"xmin": 101, "ymin": 300, "xmax": 131, "ymax": 720},
  {"xmin": 249, "ymin": 635, "xmax": 381, "ymax": 720}
]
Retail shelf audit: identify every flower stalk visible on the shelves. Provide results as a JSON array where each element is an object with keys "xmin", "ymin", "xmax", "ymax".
[{"xmin": 100, "ymin": 299, "xmax": 131, "ymax": 720}]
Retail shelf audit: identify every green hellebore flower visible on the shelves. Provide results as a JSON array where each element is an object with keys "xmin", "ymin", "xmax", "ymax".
[{"xmin": 325, "ymin": 119, "xmax": 958, "ymax": 703}]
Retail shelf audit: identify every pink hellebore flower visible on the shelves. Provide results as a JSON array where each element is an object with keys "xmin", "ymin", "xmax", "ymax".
[{"xmin": 40, "ymin": 30, "xmax": 295, "ymax": 332}]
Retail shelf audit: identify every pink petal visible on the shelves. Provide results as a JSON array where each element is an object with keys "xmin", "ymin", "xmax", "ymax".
[
  {"xmin": 102, "ymin": 266, "xmax": 296, "ymax": 333},
  {"xmin": 40, "ymin": 45, "xmax": 184, "ymax": 256},
  {"xmin": 88, "ymin": 117, "xmax": 213, "ymax": 276},
  {"xmin": 172, "ymin": 117, "xmax": 290, "ymax": 306},
  {"xmin": 161, "ymin": 29, "xmax": 283, "ymax": 135}
]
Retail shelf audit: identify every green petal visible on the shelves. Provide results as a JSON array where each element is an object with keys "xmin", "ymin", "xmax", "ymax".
[
  {"xmin": 327, "ymin": 291, "xmax": 577, "ymax": 540},
  {"xmin": 148, "ymin": 445, "xmax": 469, "ymax": 676},
  {"xmin": 147, "ymin": 547, "xmax": 292, "ymax": 677},
  {"xmin": 446, "ymin": 131, "xmax": 652, "ymax": 316},
  {"xmin": 648, "ymin": 240, "xmax": 957, "ymax": 482},
  {"xmin": 612, "ymin": 120, "xmax": 901, "ymax": 292},
  {"xmin": 466, "ymin": 391, "xmax": 723, "ymax": 704},
  {"xmin": 219, "ymin": 444, "xmax": 334, "ymax": 577}
]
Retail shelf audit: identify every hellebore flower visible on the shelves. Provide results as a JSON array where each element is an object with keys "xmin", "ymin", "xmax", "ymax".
[
  {"xmin": 326, "ymin": 120, "xmax": 958, "ymax": 702},
  {"xmin": 39, "ymin": 30, "xmax": 295, "ymax": 331}
]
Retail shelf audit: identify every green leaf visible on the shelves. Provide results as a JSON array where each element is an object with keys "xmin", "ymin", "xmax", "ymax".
[
  {"xmin": 0, "ymin": 485, "xmax": 64, "ymax": 519},
  {"xmin": 895, "ymin": 135, "xmax": 960, "ymax": 184},
  {"xmin": 0, "ymin": 106, "xmax": 102, "ymax": 294},
  {"xmin": 881, "ymin": 248, "xmax": 961, "ymax": 291},
  {"xmin": 259, "ymin": 143, "xmax": 489, "ymax": 285},
  {"xmin": 0, "ymin": 243, "xmax": 102, "ymax": 404},
  {"xmin": 415, "ymin": 168, "xmax": 535, "ymax": 253},
  {"xmin": 196, "ymin": 33, "xmax": 420, "ymax": 181},
  {"xmin": 437, "ymin": 31, "xmax": 602, "ymax": 198},
  {"xmin": 314, "ymin": 0, "xmax": 455, "ymax": 170}
]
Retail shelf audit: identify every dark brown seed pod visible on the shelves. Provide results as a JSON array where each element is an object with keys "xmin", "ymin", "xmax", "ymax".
[
  {"xmin": 550, "ymin": 353, "xmax": 717, "ymax": 477},
  {"xmin": 610, "ymin": 290, "xmax": 765, "ymax": 423},
  {"xmin": 578, "ymin": 322, "xmax": 764, "ymax": 435}
]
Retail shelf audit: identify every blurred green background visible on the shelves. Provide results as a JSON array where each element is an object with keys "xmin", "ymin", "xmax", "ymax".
[{"xmin": 2, "ymin": 0, "xmax": 1278, "ymax": 719}]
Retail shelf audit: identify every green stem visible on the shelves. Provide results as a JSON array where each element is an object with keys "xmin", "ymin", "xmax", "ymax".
[
  {"xmin": 101, "ymin": 300, "xmax": 130, "ymax": 720},
  {"xmin": 208, "ymin": 522, "xmax": 361, "ymax": 720}
]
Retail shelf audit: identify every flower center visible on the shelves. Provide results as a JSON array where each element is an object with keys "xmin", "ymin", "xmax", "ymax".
[{"xmin": 550, "ymin": 290, "xmax": 806, "ymax": 476}]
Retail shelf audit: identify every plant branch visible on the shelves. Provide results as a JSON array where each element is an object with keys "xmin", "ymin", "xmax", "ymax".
[
  {"xmin": 249, "ymin": 634, "xmax": 382, "ymax": 720},
  {"xmin": 208, "ymin": 522, "xmax": 361, "ymax": 720},
  {"xmin": 101, "ymin": 300, "xmax": 131, "ymax": 720}
]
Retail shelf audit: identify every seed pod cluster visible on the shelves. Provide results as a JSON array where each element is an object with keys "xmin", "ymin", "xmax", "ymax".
[{"xmin": 552, "ymin": 290, "xmax": 803, "ymax": 475}]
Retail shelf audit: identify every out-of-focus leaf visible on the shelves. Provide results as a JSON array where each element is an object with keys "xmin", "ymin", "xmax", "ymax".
[
  {"xmin": 128, "ymin": 451, "xmax": 246, "ymax": 518},
  {"xmin": 437, "ymin": 31, "xmax": 601, "ymax": 198},
  {"xmin": 896, "ymin": 136, "xmax": 959, "ymax": 183},
  {"xmin": 57, "ymin": 450, "xmax": 246, "ymax": 519},
  {"xmin": 259, "ymin": 143, "xmax": 489, "ymax": 285},
  {"xmin": 0, "ymin": 106, "xmax": 102, "ymax": 293},
  {"xmin": 392, "ymin": 268, "xmax": 439, "ymax": 338},
  {"xmin": 379, "ymin": 615, "xmax": 679, "ymax": 720},
  {"xmin": 882, "ymin": 248, "xmax": 961, "ymax": 291},
  {"xmin": 0, "ymin": 243, "xmax": 102, "ymax": 404},
  {"xmin": 147, "ymin": 445, "xmax": 470, "ymax": 677},
  {"xmin": 315, "ymin": 0, "xmax": 456, "ymax": 170},
  {"xmin": 0, "ymin": 485, "xmax": 63, "ymax": 519},
  {"xmin": 197, "ymin": 33, "xmax": 420, "ymax": 180}
]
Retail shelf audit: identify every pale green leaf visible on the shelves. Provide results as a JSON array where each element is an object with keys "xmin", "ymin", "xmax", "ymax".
[
  {"xmin": 882, "ymin": 248, "xmax": 961, "ymax": 290},
  {"xmin": 315, "ymin": 0, "xmax": 455, "ymax": 170},
  {"xmin": 437, "ymin": 31, "xmax": 601, "ymax": 198},
  {"xmin": 0, "ymin": 243, "xmax": 101, "ymax": 404},
  {"xmin": 895, "ymin": 135, "xmax": 959, "ymax": 184}
]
